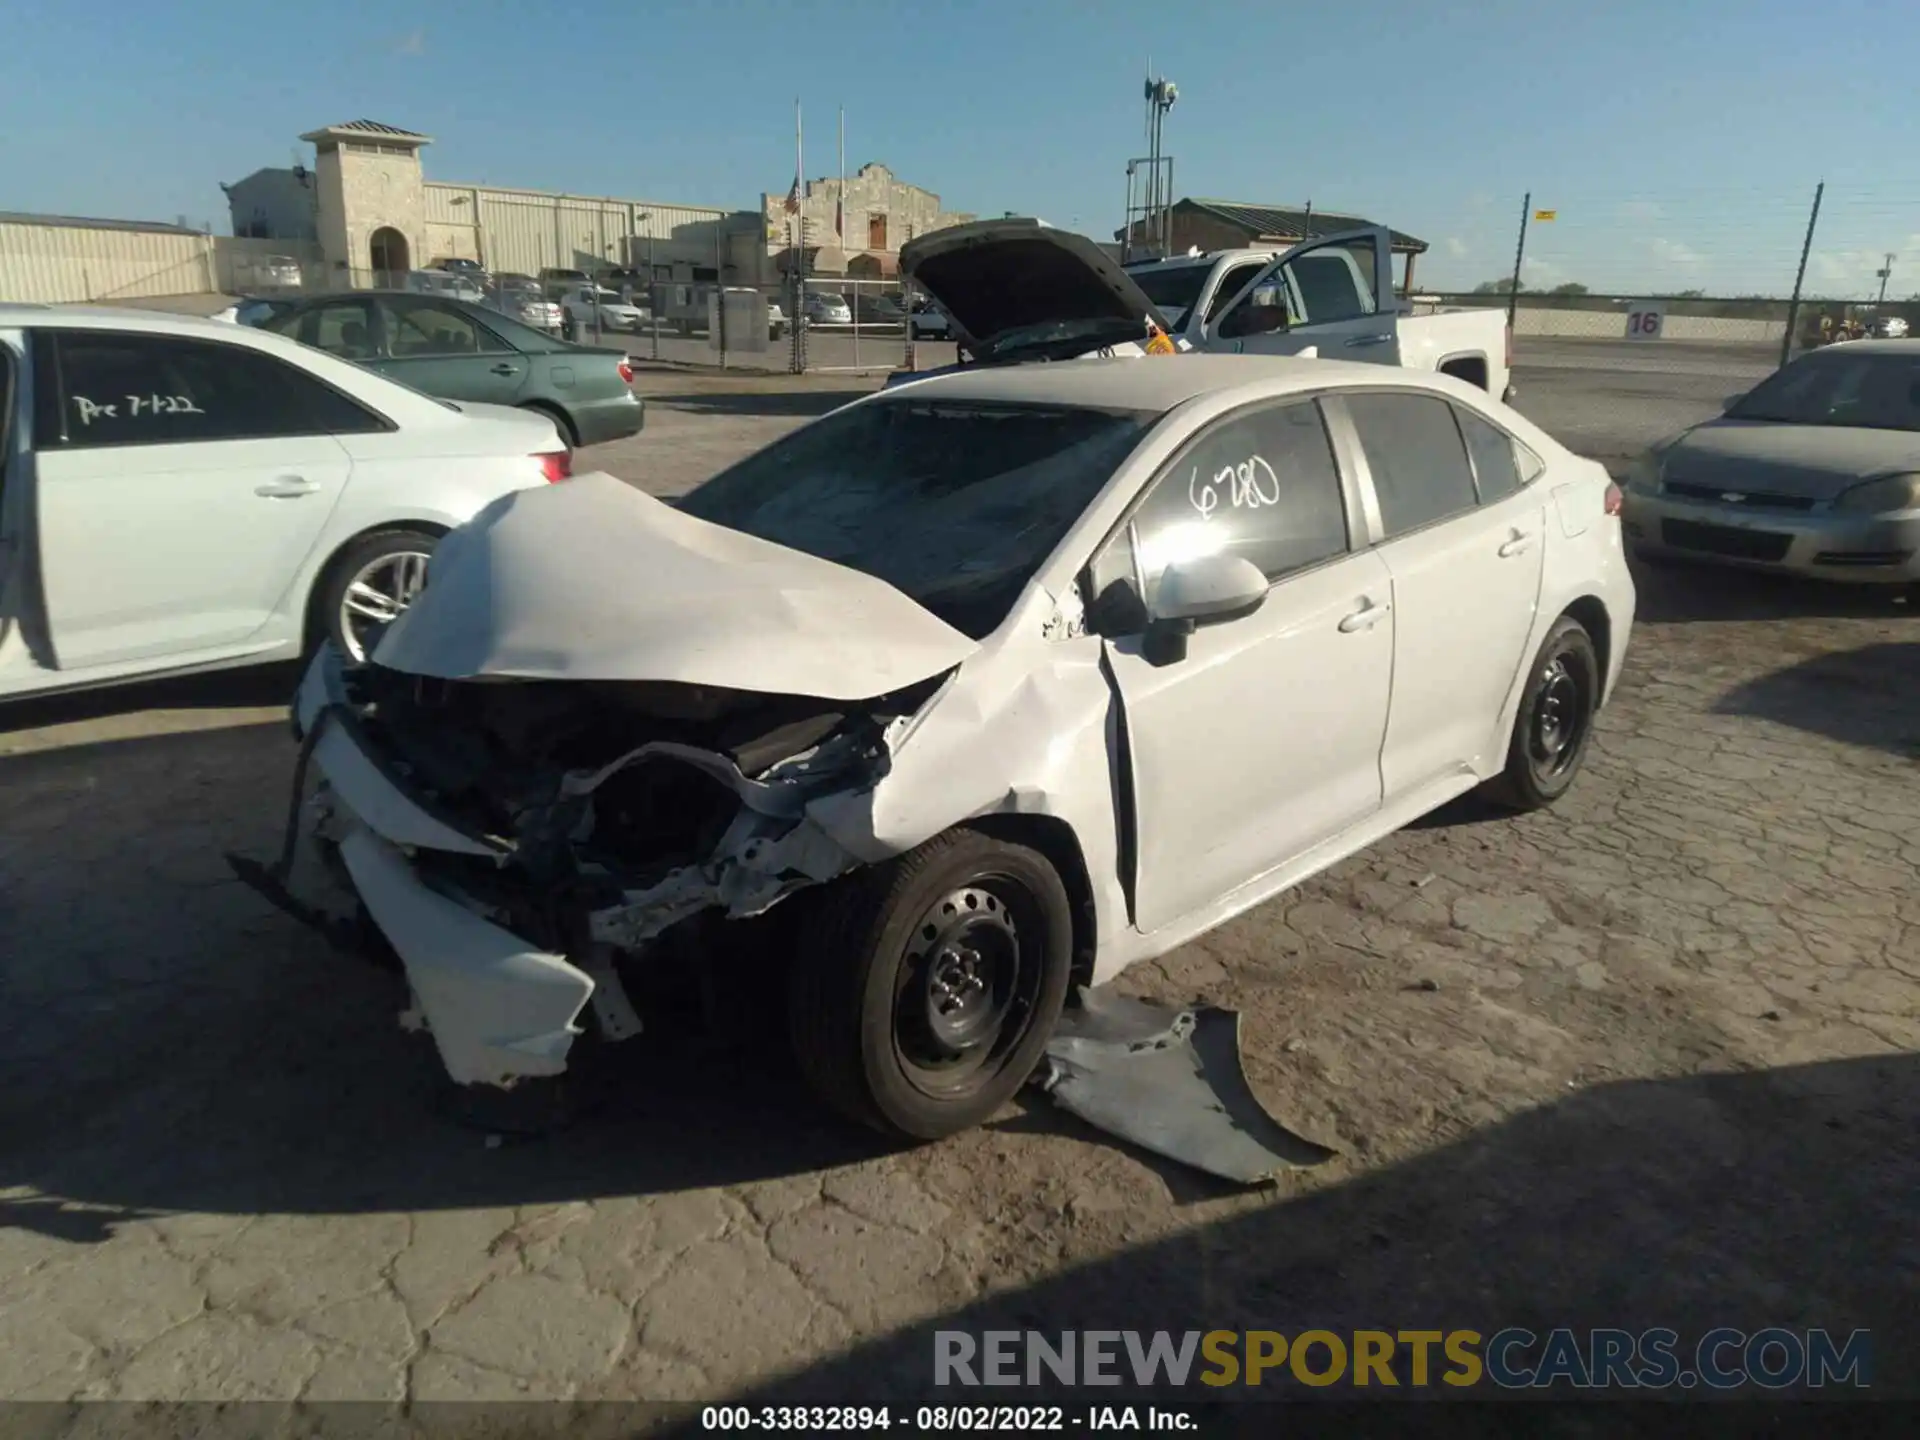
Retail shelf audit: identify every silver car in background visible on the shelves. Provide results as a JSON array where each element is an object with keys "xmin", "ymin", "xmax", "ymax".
[
  {"xmin": 487, "ymin": 281, "xmax": 564, "ymax": 334},
  {"xmin": 1621, "ymin": 340, "xmax": 1920, "ymax": 591}
]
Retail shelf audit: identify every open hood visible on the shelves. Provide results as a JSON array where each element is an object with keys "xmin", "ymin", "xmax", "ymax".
[
  {"xmin": 371, "ymin": 472, "xmax": 978, "ymax": 700},
  {"xmin": 900, "ymin": 217, "xmax": 1171, "ymax": 358}
]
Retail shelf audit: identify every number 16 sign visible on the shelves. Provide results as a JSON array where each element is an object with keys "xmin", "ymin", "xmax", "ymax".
[{"xmin": 1625, "ymin": 303, "xmax": 1666, "ymax": 340}]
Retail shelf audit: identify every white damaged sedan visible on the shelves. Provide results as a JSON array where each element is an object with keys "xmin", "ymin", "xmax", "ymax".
[{"xmin": 248, "ymin": 354, "xmax": 1634, "ymax": 1143}]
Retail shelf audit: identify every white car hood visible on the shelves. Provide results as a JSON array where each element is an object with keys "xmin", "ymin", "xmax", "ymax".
[{"xmin": 371, "ymin": 472, "xmax": 978, "ymax": 700}]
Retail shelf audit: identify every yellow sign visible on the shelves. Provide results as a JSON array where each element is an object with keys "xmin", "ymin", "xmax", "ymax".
[
  {"xmin": 1533, "ymin": 210, "xmax": 1557, "ymax": 221},
  {"xmin": 1145, "ymin": 329, "xmax": 1177, "ymax": 355}
]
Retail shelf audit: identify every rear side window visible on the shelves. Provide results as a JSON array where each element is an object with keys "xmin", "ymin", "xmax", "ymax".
[
  {"xmin": 1344, "ymin": 392, "xmax": 1479, "ymax": 537},
  {"xmin": 31, "ymin": 329, "xmax": 389, "ymax": 449},
  {"xmin": 1127, "ymin": 398, "xmax": 1350, "ymax": 586},
  {"xmin": 1455, "ymin": 406, "xmax": 1525, "ymax": 502}
]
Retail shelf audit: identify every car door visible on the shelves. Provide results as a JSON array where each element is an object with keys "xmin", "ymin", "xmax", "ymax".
[
  {"xmin": 1088, "ymin": 396, "xmax": 1395, "ymax": 934},
  {"xmin": 1332, "ymin": 390, "xmax": 1547, "ymax": 797},
  {"xmin": 373, "ymin": 297, "xmax": 529, "ymax": 406},
  {"xmin": 28, "ymin": 327, "xmax": 379, "ymax": 669},
  {"xmin": 1205, "ymin": 227, "xmax": 1401, "ymax": 366}
]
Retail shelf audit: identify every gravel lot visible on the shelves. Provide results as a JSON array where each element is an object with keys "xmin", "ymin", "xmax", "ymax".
[{"xmin": 1, "ymin": 342, "xmax": 1914, "ymax": 1411}]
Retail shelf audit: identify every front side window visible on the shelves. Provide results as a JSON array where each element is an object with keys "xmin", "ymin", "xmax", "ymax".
[
  {"xmin": 385, "ymin": 301, "xmax": 509, "ymax": 357},
  {"xmin": 1123, "ymin": 398, "xmax": 1350, "ymax": 596},
  {"xmin": 287, "ymin": 301, "xmax": 378, "ymax": 360},
  {"xmin": 678, "ymin": 398, "xmax": 1156, "ymax": 640},
  {"xmin": 1344, "ymin": 392, "xmax": 1479, "ymax": 537},
  {"xmin": 32, "ymin": 329, "xmax": 386, "ymax": 449}
]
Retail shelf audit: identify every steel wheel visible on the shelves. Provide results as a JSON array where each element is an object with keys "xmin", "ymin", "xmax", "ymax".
[
  {"xmin": 892, "ymin": 881, "xmax": 1043, "ymax": 1100},
  {"xmin": 1488, "ymin": 615, "xmax": 1601, "ymax": 811},
  {"xmin": 338, "ymin": 549, "xmax": 431, "ymax": 662},
  {"xmin": 1528, "ymin": 654, "xmax": 1588, "ymax": 780}
]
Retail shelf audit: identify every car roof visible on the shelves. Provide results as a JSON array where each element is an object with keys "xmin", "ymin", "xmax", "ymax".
[
  {"xmin": 878, "ymin": 353, "xmax": 1468, "ymax": 412},
  {"xmin": 0, "ymin": 302, "xmax": 281, "ymax": 334},
  {"xmin": 1801, "ymin": 338, "xmax": 1920, "ymax": 355}
]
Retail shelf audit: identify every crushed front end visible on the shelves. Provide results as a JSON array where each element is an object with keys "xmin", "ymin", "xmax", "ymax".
[{"xmin": 242, "ymin": 644, "xmax": 934, "ymax": 1090}]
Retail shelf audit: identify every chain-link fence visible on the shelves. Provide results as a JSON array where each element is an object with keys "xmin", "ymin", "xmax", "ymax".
[{"xmin": 1409, "ymin": 186, "xmax": 1920, "ymax": 466}]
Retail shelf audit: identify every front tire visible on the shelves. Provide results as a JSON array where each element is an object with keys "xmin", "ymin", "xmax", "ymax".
[
  {"xmin": 787, "ymin": 828, "xmax": 1073, "ymax": 1141},
  {"xmin": 316, "ymin": 529, "xmax": 440, "ymax": 663},
  {"xmin": 1487, "ymin": 615, "xmax": 1601, "ymax": 811}
]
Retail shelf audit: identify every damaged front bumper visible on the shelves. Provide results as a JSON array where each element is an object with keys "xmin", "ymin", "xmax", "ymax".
[{"xmin": 243, "ymin": 645, "xmax": 877, "ymax": 1088}]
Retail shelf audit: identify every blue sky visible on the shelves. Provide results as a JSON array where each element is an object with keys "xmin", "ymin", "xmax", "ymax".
[{"xmin": 3, "ymin": 0, "xmax": 1916, "ymax": 296}]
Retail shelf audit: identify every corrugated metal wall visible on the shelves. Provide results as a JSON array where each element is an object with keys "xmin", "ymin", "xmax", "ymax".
[
  {"xmin": 424, "ymin": 183, "xmax": 728, "ymax": 274},
  {"xmin": 0, "ymin": 221, "xmax": 216, "ymax": 303}
]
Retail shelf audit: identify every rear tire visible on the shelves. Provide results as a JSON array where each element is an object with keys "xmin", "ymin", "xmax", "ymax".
[
  {"xmin": 787, "ymin": 828, "xmax": 1073, "ymax": 1142},
  {"xmin": 1486, "ymin": 615, "xmax": 1601, "ymax": 812},
  {"xmin": 314, "ymin": 528, "xmax": 441, "ymax": 663}
]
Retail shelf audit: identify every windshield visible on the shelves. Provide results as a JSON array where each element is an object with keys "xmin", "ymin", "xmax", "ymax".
[
  {"xmin": 676, "ymin": 398, "xmax": 1158, "ymax": 639},
  {"xmin": 1730, "ymin": 352, "xmax": 1920, "ymax": 431},
  {"xmin": 1123, "ymin": 264, "xmax": 1212, "ymax": 327}
]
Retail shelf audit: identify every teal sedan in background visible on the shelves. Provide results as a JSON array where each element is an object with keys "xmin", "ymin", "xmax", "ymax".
[{"xmin": 265, "ymin": 291, "xmax": 644, "ymax": 448}]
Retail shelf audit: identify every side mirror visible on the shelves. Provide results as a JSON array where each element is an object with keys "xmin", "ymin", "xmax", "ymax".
[{"xmin": 1141, "ymin": 553, "xmax": 1269, "ymax": 666}]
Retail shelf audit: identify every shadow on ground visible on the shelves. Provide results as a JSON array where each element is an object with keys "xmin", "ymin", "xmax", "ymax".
[
  {"xmin": 1630, "ymin": 557, "xmax": 1915, "ymax": 625},
  {"xmin": 0, "ymin": 664, "xmax": 299, "ymax": 738},
  {"xmin": 643, "ymin": 390, "xmax": 874, "ymax": 419},
  {"xmin": 695, "ymin": 1052, "xmax": 1913, "ymax": 1415},
  {"xmin": 1713, "ymin": 641, "xmax": 1920, "ymax": 759}
]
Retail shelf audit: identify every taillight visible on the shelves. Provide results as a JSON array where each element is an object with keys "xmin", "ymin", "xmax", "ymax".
[
  {"xmin": 1603, "ymin": 481, "xmax": 1623, "ymax": 516},
  {"xmin": 617, "ymin": 358, "xmax": 634, "ymax": 385},
  {"xmin": 535, "ymin": 450, "xmax": 572, "ymax": 483}
]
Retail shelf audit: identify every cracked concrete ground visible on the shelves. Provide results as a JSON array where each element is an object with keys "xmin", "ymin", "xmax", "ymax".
[{"xmin": 1, "ymin": 359, "xmax": 1915, "ymax": 1409}]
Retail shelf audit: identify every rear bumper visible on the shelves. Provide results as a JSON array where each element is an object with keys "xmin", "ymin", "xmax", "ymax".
[
  {"xmin": 572, "ymin": 391, "xmax": 646, "ymax": 446},
  {"xmin": 1621, "ymin": 491, "xmax": 1920, "ymax": 581}
]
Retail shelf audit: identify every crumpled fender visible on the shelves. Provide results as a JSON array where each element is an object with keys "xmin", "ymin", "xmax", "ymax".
[{"xmin": 803, "ymin": 614, "xmax": 1133, "ymax": 962}]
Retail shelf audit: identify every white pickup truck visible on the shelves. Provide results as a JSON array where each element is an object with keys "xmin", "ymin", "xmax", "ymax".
[{"xmin": 894, "ymin": 218, "xmax": 1513, "ymax": 402}]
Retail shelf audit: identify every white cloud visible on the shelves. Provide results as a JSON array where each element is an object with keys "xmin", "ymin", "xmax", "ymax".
[
  {"xmin": 391, "ymin": 27, "xmax": 426, "ymax": 56},
  {"xmin": 1646, "ymin": 236, "xmax": 1703, "ymax": 267},
  {"xmin": 1445, "ymin": 236, "xmax": 1469, "ymax": 259},
  {"xmin": 1617, "ymin": 200, "xmax": 1662, "ymax": 224}
]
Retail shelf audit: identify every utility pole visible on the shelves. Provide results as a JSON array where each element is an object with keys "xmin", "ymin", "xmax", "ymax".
[{"xmin": 1875, "ymin": 252, "xmax": 1895, "ymax": 308}]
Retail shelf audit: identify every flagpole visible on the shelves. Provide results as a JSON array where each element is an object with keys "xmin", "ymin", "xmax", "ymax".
[{"xmin": 839, "ymin": 105, "xmax": 845, "ymax": 245}]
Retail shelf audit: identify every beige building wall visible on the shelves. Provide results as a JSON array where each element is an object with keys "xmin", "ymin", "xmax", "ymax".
[
  {"xmin": 760, "ymin": 163, "xmax": 973, "ymax": 276},
  {"xmin": 0, "ymin": 218, "xmax": 216, "ymax": 303},
  {"xmin": 328, "ymin": 148, "xmax": 428, "ymax": 277}
]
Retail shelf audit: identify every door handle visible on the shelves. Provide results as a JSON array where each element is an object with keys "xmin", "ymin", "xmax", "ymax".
[
  {"xmin": 1344, "ymin": 333, "xmax": 1395, "ymax": 347},
  {"xmin": 490, "ymin": 363, "xmax": 520, "ymax": 376},
  {"xmin": 254, "ymin": 475, "xmax": 319, "ymax": 499},
  {"xmin": 1338, "ymin": 600, "xmax": 1391, "ymax": 633},
  {"xmin": 1498, "ymin": 531, "xmax": 1537, "ymax": 558}
]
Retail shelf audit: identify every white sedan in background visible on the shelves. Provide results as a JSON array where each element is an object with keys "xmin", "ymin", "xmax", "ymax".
[
  {"xmin": 263, "ymin": 355, "xmax": 1635, "ymax": 1148},
  {"xmin": 561, "ymin": 285, "xmax": 649, "ymax": 333},
  {"xmin": 0, "ymin": 304, "xmax": 578, "ymax": 700}
]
